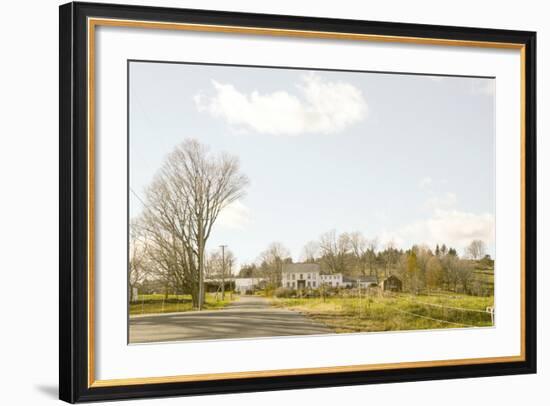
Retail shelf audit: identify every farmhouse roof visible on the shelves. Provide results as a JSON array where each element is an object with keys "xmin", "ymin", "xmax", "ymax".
[{"xmin": 281, "ymin": 263, "xmax": 321, "ymax": 273}]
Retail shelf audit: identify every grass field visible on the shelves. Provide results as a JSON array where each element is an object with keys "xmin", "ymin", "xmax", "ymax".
[
  {"xmin": 271, "ymin": 292, "xmax": 494, "ymax": 333},
  {"xmin": 473, "ymin": 268, "xmax": 495, "ymax": 295},
  {"xmin": 130, "ymin": 292, "xmax": 237, "ymax": 315}
]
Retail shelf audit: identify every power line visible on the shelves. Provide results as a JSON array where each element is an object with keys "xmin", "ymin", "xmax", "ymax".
[{"xmin": 130, "ymin": 187, "xmax": 147, "ymax": 207}]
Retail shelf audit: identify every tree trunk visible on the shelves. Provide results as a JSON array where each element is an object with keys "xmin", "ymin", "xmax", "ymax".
[
  {"xmin": 192, "ymin": 282, "xmax": 199, "ymax": 308},
  {"xmin": 198, "ymin": 240, "xmax": 205, "ymax": 310}
]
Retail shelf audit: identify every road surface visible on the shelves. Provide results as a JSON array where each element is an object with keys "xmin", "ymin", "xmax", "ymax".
[{"xmin": 129, "ymin": 295, "xmax": 332, "ymax": 343}]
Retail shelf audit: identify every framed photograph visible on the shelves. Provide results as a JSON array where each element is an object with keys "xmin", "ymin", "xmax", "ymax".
[{"xmin": 59, "ymin": 1, "xmax": 536, "ymax": 403}]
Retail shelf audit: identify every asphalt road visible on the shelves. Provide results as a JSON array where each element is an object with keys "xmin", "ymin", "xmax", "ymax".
[{"xmin": 129, "ymin": 295, "xmax": 332, "ymax": 344}]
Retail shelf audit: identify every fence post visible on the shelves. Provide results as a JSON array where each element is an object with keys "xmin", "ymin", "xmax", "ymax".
[{"xmin": 487, "ymin": 306, "xmax": 495, "ymax": 325}]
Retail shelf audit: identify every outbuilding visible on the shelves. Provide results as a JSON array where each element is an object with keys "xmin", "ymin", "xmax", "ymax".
[{"xmin": 380, "ymin": 275, "xmax": 403, "ymax": 292}]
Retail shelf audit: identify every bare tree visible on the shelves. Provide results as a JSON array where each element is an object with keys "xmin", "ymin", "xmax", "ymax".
[
  {"xmin": 414, "ymin": 244, "xmax": 432, "ymax": 291},
  {"xmin": 129, "ymin": 219, "xmax": 151, "ymax": 301},
  {"xmin": 457, "ymin": 260, "xmax": 475, "ymax": 293},
  {"xmin": 225, "ymin": 251, "xmax": 235, "ymax": 276},
  {"xmin": 318, "ymin": 230, "xmax": 350, "ymax": 274},
  {"xmin": 406, "ymin": 250, "xmax": 420, "ymax": 293},
  {"xmin": 441, "ymin": 254, "xmax": 461, "ymax": 292},
  {"xmin": 139, "ymin": 180, "xmax": 197, "ymax": 303},
  {"xmin": 381, "ymin": 240, "xmax": 399, "ymax": 277},
  {"xmin": 139, "ymin": 139, "xmax": 249, "ymax": 309},
  {"xmin": 349, "ymin": 231, "xmax": 371, "ymax": 275},
  {"xmin": 258, "ymin": 242, "xmax": 291, "ymax": 288},
  {"xmin": 301, "ymin": 240, "xmax": 319, "ymax": 263},
  {"xmin": 206, "ymin": 248, "xmax": 236, "ymax": 300},
  {"xmin": 205, "ymin": 250, "xmax": 226, "ymax": 280},
  {"xmin": 426, "ymin": 256, "xmax": 443, "ymax": 290},
  {"xmin": 365, "ymin": 237, "xmax": 378, "ymax": 276},
  {"xmin": 465, "ymin": 240, "xmax": 486, "ymax": 260}
]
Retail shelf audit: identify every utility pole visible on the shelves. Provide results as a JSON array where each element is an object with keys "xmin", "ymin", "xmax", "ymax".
[{"xmin": 220, "ymin": 245, "xmax": 227, "ymax": 300}]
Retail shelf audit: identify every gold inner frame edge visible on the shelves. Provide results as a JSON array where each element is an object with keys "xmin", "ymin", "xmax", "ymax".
[{"xmin": 87, "ymin": 17, "xmax": 527, "ymax": 388}]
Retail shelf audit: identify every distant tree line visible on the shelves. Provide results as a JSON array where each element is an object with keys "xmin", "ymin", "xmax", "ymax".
[{"xmin": 238, "ymin": 231, "xmax": 493, "ymax": 296}]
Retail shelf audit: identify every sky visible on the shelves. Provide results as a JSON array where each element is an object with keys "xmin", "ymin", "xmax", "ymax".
[{"xmin": 129, "ymin": 61, "xmax": 496, "ymax": 268}]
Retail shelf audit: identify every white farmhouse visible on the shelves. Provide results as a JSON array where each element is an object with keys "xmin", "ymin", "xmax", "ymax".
[
  {"xmin": 282, "ymin": 263, "xmax": 321, "ymax": 289},
  {"xmin": 320, "ymin": 273, "xmax": 344, "ymax": 288},
  {"xmin": 281, "ymin": 263, "xmax": 350, "ymax": 289}
]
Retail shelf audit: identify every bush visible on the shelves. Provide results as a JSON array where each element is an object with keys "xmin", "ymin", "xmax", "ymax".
[
  {"xmin": 304, "ymin": 289, "xmax": 321, "ymax": 298},
  {"xmin": 316, "ymin": 286, "xmax": 339, "ymax": 297},
  {"xmin": 274, "ymin": 287, "xmax": 297, "ymax": 298}
]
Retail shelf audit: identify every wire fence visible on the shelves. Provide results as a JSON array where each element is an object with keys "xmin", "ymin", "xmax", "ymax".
[
  {"xmin": 359, "ymin": 289, "xmax": 494, "ymax": 327},
  {"xmin": 404, "ymin": 298, "xmax": 489, "ymax": 314},
  {"xmin": 384, "ymin": 291, "xmax": 490, "ymax": 312},
  {"xmin": 392, "ymin": 308, "xmax": 476, "ymax": 328}
]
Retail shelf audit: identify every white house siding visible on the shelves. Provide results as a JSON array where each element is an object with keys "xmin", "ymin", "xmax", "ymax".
[
  {"xmin": 281, "ymin": 264, "xmax": 352, "ymax": 289},
  {"xmin": 281, "ymin": 270, "xmax": 321, "ymax": 289},
  {"xmin": 281, "ymin": 263, "xmax": 322, "ymax": 289},
  {"xmin": 320, "ymin": 273, "xmax": 344, "ymax": 288}
]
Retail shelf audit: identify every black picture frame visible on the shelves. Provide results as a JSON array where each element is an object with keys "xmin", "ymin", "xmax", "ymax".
[{"xmin": 59, "ymin": 1, "xmax": 537, "ymax": 403}]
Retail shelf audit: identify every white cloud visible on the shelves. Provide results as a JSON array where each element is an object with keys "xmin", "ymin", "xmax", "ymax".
[
  {"xmin": 419, "ymin": 176, "xmax": 433, "ymax": 189},
  {"xmin": 217, "ymin": 200, "xmax": 251, "ymax": 230},
  {"xmin": 382, "ymin": 189, "xmax": 494, "ymax": 253},
  {"xmin": 397, "ymin": 209, "xmax": 494, "ymax": 250},
  {"xmin": 425, "ymin": 192, "xmax": 457, "ymax": 210},
  {"xmin": 379, "ymin": 231, "xmax": 404, "ymax": 249},
  {"xmin": 194, "ymin": 73, "xmax": 367, "ymax": 135}
]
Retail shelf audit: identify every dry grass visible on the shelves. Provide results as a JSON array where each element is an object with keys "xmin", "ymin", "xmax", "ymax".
[
  {"xmin": 130, "ymin": 292, "xmax": 237, "ymax": 315},
  {"xmin": 271, "ymin": 292, "xmax": 494, "ymax": 333}
]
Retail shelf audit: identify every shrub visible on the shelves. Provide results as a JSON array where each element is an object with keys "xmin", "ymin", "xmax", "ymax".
[
  {"xmin": 304, "ymin": 289, "xmax": 321, "ymax": 298},
  {"xmin": 274, "ymin": 287, "xmax": 297, "ymax": 298}
]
